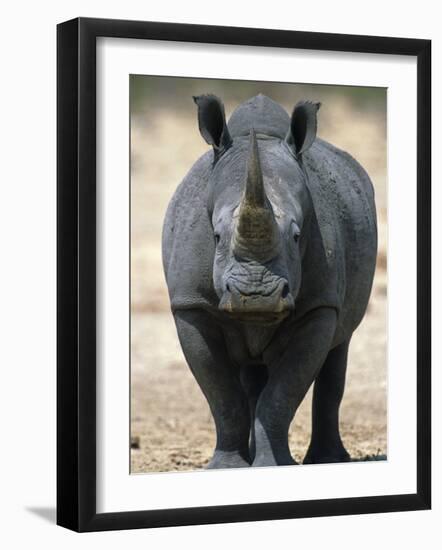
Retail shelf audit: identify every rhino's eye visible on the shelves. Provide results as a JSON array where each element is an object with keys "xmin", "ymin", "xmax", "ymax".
[
  {"xmin": 214, "ymin": 233, "xmax": 220, "ymax": 245},
  {"xmin": 291, "ymin": 221, "xmax": 301, "ymax": 243}
]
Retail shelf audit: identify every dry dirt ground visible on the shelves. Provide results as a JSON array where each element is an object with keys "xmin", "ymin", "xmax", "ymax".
[{"xmin": 130, "ymin": 93, "xmax": 387, "ymax": 473}]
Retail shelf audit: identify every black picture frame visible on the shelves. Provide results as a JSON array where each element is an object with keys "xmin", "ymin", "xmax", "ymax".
[{"xmin": 57, "ymin": 17, "xmax": 431, "ymax": 532}]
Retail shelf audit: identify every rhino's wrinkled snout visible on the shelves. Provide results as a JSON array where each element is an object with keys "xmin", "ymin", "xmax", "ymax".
[{"xmin": 219, "ymin": 278, "xmax": 294, "ymax": 324}]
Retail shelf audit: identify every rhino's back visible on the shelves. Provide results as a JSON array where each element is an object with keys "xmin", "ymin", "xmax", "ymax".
[
  {"xmin": 300, "ymin": 137, "xmax": 378, "ymax": 343},
  {"xmin": 227, "ymin": 94, "xmax": 290, "ymax": 139},
  {"xmin": 162, "ymin": 151, "xmax": 219, "ymax": 311}
]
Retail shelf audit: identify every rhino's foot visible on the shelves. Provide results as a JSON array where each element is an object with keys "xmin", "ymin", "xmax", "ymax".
[
  {"xmin": 206, "ymin": 450, "xmax": 251, "ymax": 469},
  {"xmin": 303, "ymin": 445, "xmax": 350, "ymax": 465},
  {"xmin": 252, "ymin": 451, "xmax": 297, "ymax": 468}
]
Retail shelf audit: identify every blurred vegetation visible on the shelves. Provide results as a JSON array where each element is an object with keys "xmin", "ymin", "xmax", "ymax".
[{"xmin": 130, "ymin": 74, "xmax": 386, "ymax": 116}]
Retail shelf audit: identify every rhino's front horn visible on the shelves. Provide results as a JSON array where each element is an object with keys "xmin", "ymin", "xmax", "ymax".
[
  {"xmin": 244, "ymin": 128, "xmax": 266, "ymax": 207},
  {"xmin": 233, "ymin": 130, "xmax": 280, "ymax": 261}
]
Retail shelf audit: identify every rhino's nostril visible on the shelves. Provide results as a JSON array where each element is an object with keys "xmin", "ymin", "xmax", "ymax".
[
  {"xmin": 281, "ymin": 283, "xmax": 290, "ymax": 299},
  {"xmin": 225, "ymin": 282, "xmax": 231, "ymax": 293}
]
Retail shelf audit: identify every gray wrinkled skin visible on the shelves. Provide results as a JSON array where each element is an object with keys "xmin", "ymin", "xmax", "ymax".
[{"xmin": 162, "ymin": 94, "xmax": 377, "ymax": 468}]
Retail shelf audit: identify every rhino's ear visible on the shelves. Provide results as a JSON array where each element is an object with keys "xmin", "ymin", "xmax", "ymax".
[
  {"xmin": 193, "ymin": 94, "xmax": 232, "ymax": 157},
  {"xmin": 286, "ymin": 100, "xmax": 321, "ymax": 157}
]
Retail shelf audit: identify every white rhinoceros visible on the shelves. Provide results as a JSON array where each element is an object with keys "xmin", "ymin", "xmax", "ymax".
[{"xmin": 162, "ymin": 94, "xmax": 377, "ymax": 468}]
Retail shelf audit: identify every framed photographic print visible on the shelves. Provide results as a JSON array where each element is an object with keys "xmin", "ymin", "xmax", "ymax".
[{"xmin": 57, "ymin": 17, "xmax": 431, "ymax": 532}]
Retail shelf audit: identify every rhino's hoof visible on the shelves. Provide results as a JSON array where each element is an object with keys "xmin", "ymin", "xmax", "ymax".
[
  {"xmin": 252, "ymin": 453, "xmax": 297, "ymax": 468},
  {"xmin": 303, "ymin": 448, "xmax": 351, "ymax": 465},
  {"xmin": 206, "ymin": 450, "xmax": 251, "ymax": 469}
]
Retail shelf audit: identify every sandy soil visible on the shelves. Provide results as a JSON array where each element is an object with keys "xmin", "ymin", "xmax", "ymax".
[{"xmin": 130, "ymin": 92, "xmax": 387, "ymax": 473}]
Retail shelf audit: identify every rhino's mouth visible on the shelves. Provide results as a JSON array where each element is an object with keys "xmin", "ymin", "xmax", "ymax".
[{"xmin": 218, "ymin": 279, "xmax": 294, "ymax": 325}]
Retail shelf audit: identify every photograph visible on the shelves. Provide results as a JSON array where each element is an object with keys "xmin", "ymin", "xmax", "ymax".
[
  {"xmin": 0, "ymin": 0, "xmax": 434, "ymax": 542},
  {"xmin": 129, "ymin": 75, "xmax": 388, "ymax": 473},
  {"xmin": 54, "ymin": 13, "xmax": 431, "ymax": 534}
]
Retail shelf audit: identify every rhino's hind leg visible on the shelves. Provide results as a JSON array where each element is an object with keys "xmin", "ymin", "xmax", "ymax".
[
  {"xmin": 240, "ymin": 364, "xmax": 268, "ymax": 462},
  {"xmin": 174, "ymin": 310, "xmax": 251, "ymax": 469},
  {"xmin": 304, "ymin": 338, "xmax": 351, "ymax": 464}
]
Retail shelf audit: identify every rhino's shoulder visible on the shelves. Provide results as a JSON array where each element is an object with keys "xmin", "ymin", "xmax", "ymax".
[
  {"xmin": 306, "ymin": 137, "xmax": 375, "ymax": 199},
  {"xmin": 163, "ymin": 150, "xmax": 213, "ymax": 230},
  {"xmin": 162, "ymin": 150, "xmax": 213, "ymax": 271},
  {"xmin": 300, "ymin": 137, "xmax": 377, "ymax": 339},
  {"xmin": 227, "ymin": 94, "xmax": 290, "ymax": 139},
  {"xmin": 162, "ymin": 151, "xmax": 219, "ymax": 311},
  {"xmin": 303, "ymin": 136, "xmax": 377, "ymax": 256}
]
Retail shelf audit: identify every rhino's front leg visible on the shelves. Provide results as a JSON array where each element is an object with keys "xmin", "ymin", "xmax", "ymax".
[
  {"xmin": 253, "ymin": 308, "xmax": 337, "ymax": 467},
  {"xmin": 174, "ymin": 309, "xmax": 251, "ymax": 468}
]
